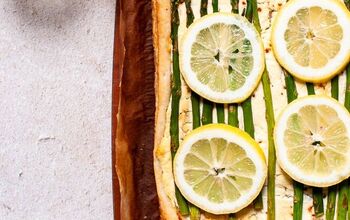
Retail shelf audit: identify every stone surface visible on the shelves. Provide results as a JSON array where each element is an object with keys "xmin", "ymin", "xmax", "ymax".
[{"xmin": 0, "ymin": 0, "xmax": 115, "ymax": 219}]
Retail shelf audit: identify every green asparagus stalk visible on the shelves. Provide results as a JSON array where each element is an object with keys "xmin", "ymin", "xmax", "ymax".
[
  {"xmin": 305, "ymin": 83, "xmax": 324, "ymax": 217},
  {"xmin": 170, "ymin": 0, "xmax": 189, "ymax": 215},
  {"xmin": 216, "ymin": 104, "xmax": 225, "ymax": 123},
  {"xmin": 242, "ymin": 0, "xmax": 263, "ymax": 210},
  {"xmin": 241, "ymin": 98, "xmax": 254, "ymax": 137},
  {"xmin": 228, "ymin": 104, "xmax": 239, "ymax": 127},
  {"xmin": 345, "ymin": 0, "xmax": 350, "ymax": 12},
  {"xmin": 228, "ymin": 2, "xmax": 240, "ymax": 219},
  {"xmin": 215, "ymin": 0, "xmax": 225, "ymax": 123},
  {"xmin": 326, "ymin": 76, "xmax": 339, "ymax": 220},
  {"xmin": 313, "ymin": 188, "xmax": 324, "ymax": 218},
  {"xmin": 344, "ymin": 4, "xmax": 350, "ymax": 220},
  {"xmin": 186, "ymin": 0, "xmax": 199, "ymax": 128},
  {"xmin": 346, "ymin": 65, "xmax": 350, "ymax": 111},
  {"xmin": 331, "ymin": 76, "xmax": 339, "ymax": 100},
  {"xmin": 292, "ymin": 182, "xmax": 304, "ymax": 220},
  {"xmin": 283, "ymin": 0, "xmax": 304, "ymax": 217},
  {"xmin": 241, "ymin": 97, "xmax": 264, "ymax": 210},
  {"xmin": 227, "ymin": 0, "xmax": 239, "ymax": 129},
  {"xmin": 201, "ymin": 95, "xmax": 213, "ymax": 127},
  {"xmin": 346, "ymin": 64, "xmax": 350, "ymax": 220},
  {"xmin": 349, "ymin": 190, "xmax": 350, "ymax": 220},
  {"xmin": 261, "ymin": 67, "xmax": 277, "ymax": 220},
  {"xmin": 257, "ymin": 69, "xmax": 277, "ymax": 216},
  {"xmin": 231, "ymin": 0, "xmax": 239, "ymax": 13},
  {"xmin": 199, "ymin": 0, "xmax": 213, "ymax": 125},
  {"xmin": 251, "ymin": 0, "xmax": 277, "ymax": 216},
  {"xmin": 185, "ymin": 1, "xmax": 202, "ymax": 219},
  {"xmin": 212, "ymin": 0, "xmax": 219, "ymax": 12},
  {"xmin": 284, "ymin": 73, "xmax": 298, "ymax": 103},
  {"xmin": 337, "ymin": 181, "xmax": 348, "ymax": 220},
  {"xmin": 326, "ymin": 140, "xmax": 337, "ymax": 219},
  {"xmin": 245, "ymin": 0, "xmax": 253, "ymax": 21},
  {"xmin": 228, "ymin": 214, "xmax": 237, "ymax": 220},
  {"xmin": 283, "ymin": 71, "xmax": 304, "ymax": 220},
  {"xmin": 326, "ymin": 186, "xmax": 337, "ymax": 220},
  {"xmin": 337, "ymin": 64, "xmax": 350, "ymax": 220},
  {"xmin": 200, "ymin": 0, "xmax": 208, "ymax": 16},
  {"xmin": 214, "ymin": 0, "xmax": 224, "ymax": 124},
  {"xmin": 185, "ymin": 0, "xmax": 194, "ymax": 27},
  {"xmin": 191, "ymin": 93, "xmax": 201, "ymax": 128},
  {"xmin": 188, "ymin": 202, "xmax": 201, "ymax": 220},
  {"xmin": 306, "ymin": 82, "xmax": 315, "ymax": 95}
]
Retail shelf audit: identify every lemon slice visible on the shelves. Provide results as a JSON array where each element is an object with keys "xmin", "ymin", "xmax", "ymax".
[
  {"xmin": 179, "ymin": 12, "xmax": 265, "ymax": 104},
  {"xmin": 174, "ymin": 124, "xmax": 267, "ymax": 214},
  {"xmin": 275, "ymin": 95, "xmax": 350, "ymax": 187},
  {"xmin": 271, "ymin": 0, "xmax": 350, "ymax": 83}
]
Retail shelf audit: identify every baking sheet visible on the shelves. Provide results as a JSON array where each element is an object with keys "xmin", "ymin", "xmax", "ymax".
[{"xmin": 112, "ymin": 0, "xmax": 160, "ymax": 219}]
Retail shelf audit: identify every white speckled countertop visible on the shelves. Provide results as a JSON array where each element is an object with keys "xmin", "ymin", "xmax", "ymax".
[{"xmin": 0, "ymin": 0, "xmax": 115, "ymax": 219}]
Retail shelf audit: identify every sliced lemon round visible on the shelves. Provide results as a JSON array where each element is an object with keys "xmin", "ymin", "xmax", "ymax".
[
  {"xmin": 275, "ymin": 95, "xmax": 350, "ymax": 187},
  {"xmin": 179, "ymin": 12, "xmax": 265, "ymax": 104},
  {"xmin": 174, "ymin": 124, "xmax": 267, "ymax": 214},
  {"xmin": 271, "ymin": 0, "xmax": 350, "ymax": 83}
]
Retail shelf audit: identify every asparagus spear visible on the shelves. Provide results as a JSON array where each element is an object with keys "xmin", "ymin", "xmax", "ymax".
[
  {"xmin": 306, "ymin": 83, "xmax": 325, "ymax": 217},
  {"xmin": 281, "ymin": 0, "xmax": 304, "ymax": 215},
  {"xmin": 185, "ymin": 0, "xmax": 199, "ymax": 128},
  {"xmin": 326, "ymin": 76, "xmax": 339, "ymax": 220},
  {"xmin": 216, "ymin": 104, "xmax": 225, "ymax": 123},
  {"xmin": 228, "ymin": 214, "xmax": 237, "ymax": 220},
  {"xmin": 346, "ymin": 0, "xmax": 350, "ymax": 11},
  {"xmin": 339, "ymin": 7, "xmax": 350, "ymax": 220},
  {"xmin": 305, "ymin": 83, "xmax": 325, "ymax": 217},
  {"xmin": 349, "ymin": 191, "xmax": 350, "ymax": 220},
  {"xmin": 212, "ymin": 0, "xmax": 219, "ymax": 12},
  {"xmin": 214, "ymin": 0, "xmax": 225, "ymax": 125},
  {"xmin": 231, "ymin": 0, "xmax": 239, "ymax": 13},
  {"xmin": 336, "ymin": 65, "xmax": 350, "ymax": 220},
  {"xmin": 241, "ymin": 98, "xmax": 254, "ymax": 138},
  {"xmin": 238, "ymin": 0, "xmax": 254, "ymax": 131},
  {"xmin": 186, "ymin": 1, "xmax": 201, "ymax": 219},
  {"xmin": 326, "ymin": 186, "xmax": 337, "ymax": 220},
  {"xmin": 228, "ymin": 104, "xmax": 239, "ymax": 127},
  {"xmin": 191, "ymin": 93, "xmax": 201, "ymax": 128},
  {"xmin": 345, "ymin": 65, "xmax": 350, "ymax": 111},
  {"xmin": 284, "ymin": 72, "xmax": 304, "ymax": 220},
  {"xmin": 337, "ymin": 180, "xmax": 348, "ymax": 220},
  {"xmin": 241, "ymin": 96, "xmax": 259, "ymax": 211},
  {"xmin": 200, "ymin": 0, "xmax": 208, "ymax": 16},
  {"xmin": 227, "ymin": 0, "xmax": 239, "ymax": 129},
  {"xmin": 306, "ymin": 82, "xmax": 315, "ymax": 95},
  {"xmin": 331, "ymin": 76, "xmax": 339, "ymax": 100},
  {"xmin": 170, "ymin": 0, "xmax": 190, "ymax": 215},
  {"xmin": 313, "ymin": 187, "xmax": 324, "ymax": 218},
  {"xmin": 185, "ymin": 0, "xmax": 195, "ymax": 27},
  {"xmin": 184, "ymin": 1, "xmax": 202, "ymax": 219},
  {"xmin": 198, "ymin": 0, "xmax": 214, "ymax": 126},
  {"xmin": 284, "ymin": 73, "xmax": 298, "ymax": 103},
  {"xmin": 213, "ymin": 0, "xmax": 224, "ymax": 124},
  {"xmin": 344, "ymin": 3, "xmax": 350, "ymax": 220},
  {"xmin": 241, "ymin": 0, "xmax": 264, "ymax": 210},
  {"xmin": 250, "ymin": 0, "xmax": 277, "ymax": 216},
  {"xmin": 346, "ymin": 65, "xmax": 350, "ymax": 220},
  {"xmin": 241, "ymin": 98, "xmax": 264, "ymax": 210},
  {"xmin": 228, "ymin": 2, "xmax": 240, "ymax": 220}
]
